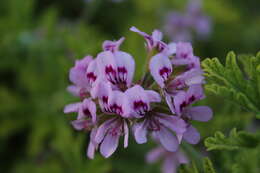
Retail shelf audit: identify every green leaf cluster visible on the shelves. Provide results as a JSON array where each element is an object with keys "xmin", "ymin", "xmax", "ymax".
[
  {"xmin": 202, "ymin": 51, "xmax": 260, "ymax": 118},
  {"xmin": 205, "ymin": 128, "xmax": 260, "ymax": 151}
]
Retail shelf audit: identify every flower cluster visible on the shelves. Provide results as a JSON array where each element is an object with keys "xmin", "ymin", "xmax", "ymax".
[
  {"xmin": 64, "ymin": 26, "xmax": 212, "ymax": 162},
  {"xmin": 164, "ymin": 0, "xmax": 212, "ymax": 42}
]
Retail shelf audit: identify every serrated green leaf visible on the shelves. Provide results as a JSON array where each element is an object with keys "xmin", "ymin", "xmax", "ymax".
[
  {"xmin": 202, "ymin": 51, "xmax": 260, "ymax": 117},
  {"xmin": 203, "ymin": 158, "xmax": 216, "ymax": 173}
]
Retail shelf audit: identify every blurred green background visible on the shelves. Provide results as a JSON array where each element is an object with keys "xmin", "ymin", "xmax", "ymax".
[{"xmin": 0, "ymin": 0, "xmax": 259, "ymax": 172}]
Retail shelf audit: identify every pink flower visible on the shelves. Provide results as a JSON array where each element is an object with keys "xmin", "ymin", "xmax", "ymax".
[
  {"xmin": 96, "ymin": 38, "xmax": 135, "ymax": 89},
  {"xmin": 64, "ymin": 98, "xmax": 97, "ymax": 130},
  {"xmin": 172, "ymin": 42, "xmax": 194, "ymax": 66},
  {"xmin": 94, "ymin": 117, "xmax": 129, "ymax": 158},
  {"xmin": 124, "ymin": 85, "xmax": 161, "ymax": 118},
  {"xmin": 167, "ymin": 85, "xmax": 213, "ymax": 144},
  {"xmin": 133, "ymin": 112, "xmax": 186, "ymax": 152},
  {"xmin": 146, "ymin": 147, "xmax": 188, "ymax": 173},
  {"xmin": 130, "ymin": 26, "xmax": 167, "ymax": 52},
  {"xmin": 68, "ymin": 55, "xmax": 99, "ymax": 98}
]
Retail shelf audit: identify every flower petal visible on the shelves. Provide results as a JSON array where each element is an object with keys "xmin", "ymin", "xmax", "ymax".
[
  {"xmin": 173, "ymin": 91, "xmax": 187, "ymax": 115},
  {"xmin": 102, "ymin": 37, "xmax": 125, "ymax": 52},
  {"xmin": 64, "ymin": 102, "xmax": 81, "ymax": 113},
  {"xmin": 186, "ymin": 84, "xmax": 205, "ymax": 104},
  {"xmin": 125, "ymin": 85, "xmax": 150, "ymax": 118},
  {"xmin": 145, "ymin": 90, "xmax": 161, "ymax": 103},
  {"xmin": 113, "ymin": 51, "xmax": 135, "ymax": 87},
  {"xmin": 71, "ymin": 119, "xmax": 88, "ymax": 131},
  {"xmin": 150, "ymin": 53, "xmax": 173, "ymax": 88},
  {"xmin": 133, "ymin": 120, "xmax": 148, "ymax": 144},
  {"xmin": 187, "ymin": 106, "xmax": 213, "ymax": 122},
  {"xmin": 183, "ymin": 125, "xmax": 200, "ymax": 144},
  {"xmin": 123, "ymin": 120, "xmax": 129, "ymax": 148},
  {"xmin": 157, "ymin": 114, "xmax": 186, "ymax": 134},
  {"xmin": 155, "ymin": 126, "xmax": 179, "ymax": 152},
  {"xmin": 87, "ymin": 128, "xmax": 98, "ymax": 159},
  {"xmin": 100, "ymin": 133, "xmax": 120, "ymax": 158},
  {"xmin": 152, "ymin": 29, "xmax": 163, "ymax": 42},
  {"xmin": 146, "ymin": 147, "xmax": 165, "ymax": 163},
  {"xmin": 95, "ymin": 118, "xmax": 116, "ymax": 144}
]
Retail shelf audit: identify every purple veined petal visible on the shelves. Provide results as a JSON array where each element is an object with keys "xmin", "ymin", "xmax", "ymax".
[
  {"xmin": 69, "ymin": 56, "xmax": 93, "ymax": 87},
  {"xmin": 149, "ymin": 53, "xmax": 173, "ymax": 88},
  {"xmin": 90, "ymin": 77, "xmax": 111, "ymax": 99},
  {"xmin": 67, "ymin": 85, "xmax": 81, "ymax": 97},
  {"xmin": 100, "ymin": 132, "xmax": 120, "ymax": 158},
  {"xmin": 186, "ymin": 84, "xmax": 205, "ymax": 104},
  {"xmin": 96, "ymin": 51, "xmax": 117, "ymax": 84},
  {"xmin": 175, "ymin": 42, "xmax": 193, "ymax": 59},
  {"xmin": 152, "ymin": 29, "xmax": 163, "ymax": 42},
  {"xmin": 108, "ymin": 90, "xmax": 126, "ymax": 116},
  {"xmin": 146, "ymin": 147, "xmax": 165, "ymax": 163},
  {"xmin": 123, "ymin": 120, "xmax": 129, "ymax": 148},
  {"xmin": 145, "ymin": 90, "xmax": 161, "ymax": 103},
  {"xmin": 133, "ymin": 120, "xmax": 148, "ymax": 144},
  {"xmin": 113, "ymin": 51, "xmax": 135, "ymax": 87},
  {"xmin": 87, "ymin": 128, "xmax": 98, "ymax": 159},
  {"xmin": 64, "ymin": 102, "xmax": 81, "ymax": 114},
  {"xmin": 130, "ymin": 26, "xmax": 154, "ymax": 50},
  {"xmin": 154, "ymin": 126, "xmax": 179, "ymax": 152},
  {"xmin": 102, "ymin": 37, "xmax": 125, "ymax": 52},
  {"xmin": 86, "ymin": 59, "xmax": 99, "ymax": 86},
  {"xmin": 125, "ymin": 85, "xmax": 150, "ymax": 118},
  {"xmin": 79, "ymin": 98, "xmax": 97, "ymax": 123},
  {"xmin": 188, "ymin": 56, "xmax": 201, "ymax": 69},
  {"xmin": 186, "ymin": 106, "xmax": 213, "ymax": 122},
  {"xmin": 71, "ymin": 119, "xmax": 88, "ymax": 131},
  {"xmin": 162, "ymin": 155, "xmax": 177, "ymax": 173},
  {"xmin": 156, "ymin": 114, "xmax": 186, "ymax": 134},
  {"xmin": 95, "ymin": 118, "xmax": 117, "ymax": 144},
  {"xmin": 183, "ymin": 125, "xmax": 200, "ymax": 144},
  {"xmin": 173, "ymin": 91, "xmax": 187, "ymax": 115}
]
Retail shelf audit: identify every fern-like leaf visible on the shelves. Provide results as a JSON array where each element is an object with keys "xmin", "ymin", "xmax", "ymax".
[
  {"xmin": 202, "ymin": 51, "xmax": 260, "ymax": 117},
  {"xmin": 204, "ymin": 128, "xmax": 260, "ymax": 151}
]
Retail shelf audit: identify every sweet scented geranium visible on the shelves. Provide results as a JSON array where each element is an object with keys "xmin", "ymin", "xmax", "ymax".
[{"xmin": 64, "ymin": 26, "xmax": 213, "ymax": 171}]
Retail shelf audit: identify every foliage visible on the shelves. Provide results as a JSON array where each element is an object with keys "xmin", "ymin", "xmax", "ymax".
[
  {"xmin": 202, "ymin": 51, "xmax": 260, "ymax": 118},
  {"xmin": 205, "ymin": 128, "xmax": 260, "ymax": 151}
]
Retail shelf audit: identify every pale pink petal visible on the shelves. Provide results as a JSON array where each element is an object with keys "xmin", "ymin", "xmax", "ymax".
[
  {"xmin": 123, "ymin": 120, "xmax": 129, "ymax": 148},
  {"xmin": 163, "ymin": 42, "xmax": 176, "ymax": 56},
  {"xmin": 90, "ymin": 77, "xmax": 111, "ymax": 99},
  {"xmin": 102, "ymin": 37, "xmax": 125, "ymax": 52},
  {"xmin": 130, "ymin": 26, "xmax": 149, "ymax": 37},
  {"xmin": 133, "ymin": 121, "xmax": 148, "ymax": 144},
  {"xmin": 67, "ymin": 85, "xmax": 81, "ymax": 97},
  {"xmin": 108, "ymin": 90, "xmax": 126, "ymax": 116},
  {"xmin": 145, "ymin": 90, "xmax": 161, "ymax": 102},
  {"xmin": 87, "ymin": 128, "xmax": 98, "ymax": 159},
  {"xmin": 186, "ymin": 84, "xmax": 205, "ymax": 104},
  {"xmin": 100, "ymin": 133, "xmax": 120, "ymax": 158},
  {"xmin": 80, "ymin": 98, "xmax": 97, "ymax": 123},
  {"xmin": 125, "ymin": 85, "xmax": 150, "ymax": 118},
  {"xmin": 157, "ymin": 114, "xmax": 186, "ymax": 134},
  {"xmin": 146, "ymin": 147, "xmax": 165, "ymax": 163},
  {"xmin": 64, "ymin": 102, "xmax": 81, "ymax": 113},
  {"xmin": 183, "ymin": 125, "xmax": 200, "ymax": 144},
  {"xmin": 113, "ymin": 51, "xmax": 135, "ymax": 87},
  {"xmin": 155, "ymin": 126, "xmax": 179, "ymax": 152},
  {"xmin": 162, "ymin": 156, "xmax": 177, "ymax": 173},
  {"xmin": 149, "ymin": 53, "xmax": 173, "ymax": 88},
  {"xmin": 173, "ymin": 91, "xmax": 187, "ymax": 115},
  {"xmin": 187, "ymin": 106, "xmax": 213, "ymax": 122},
  {"xmin": 71, "ymin": 119, "xmax": 88, "ymax": 130},
  {"xmin": 86, "ymin": 59, "xmax": 99, "ymax": 85},
  {"xmin": 152, "ymin": 30, "xmax": 163, "ymax": 42},
  {"xmin": 95, "ymin": 118, "xmax": 116, "ymax": 143}
]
